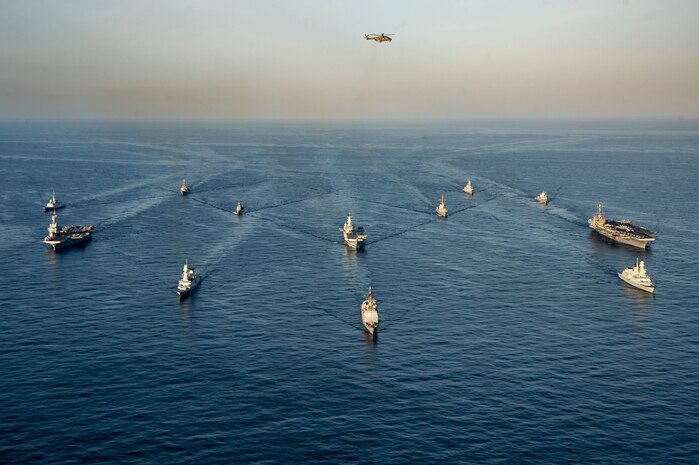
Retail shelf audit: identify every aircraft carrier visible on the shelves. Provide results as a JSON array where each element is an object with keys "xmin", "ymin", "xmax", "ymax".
[
  {"xmin": 588, "ymin": 204, "xmax": 655, "ymax": 249},
  {"xmin": 340, "ymin": 214, "xmax": 367, "ymax": 249},
  {"xmin": 43, "ymin": 211, "xmax": 94, "ymax": 251}
]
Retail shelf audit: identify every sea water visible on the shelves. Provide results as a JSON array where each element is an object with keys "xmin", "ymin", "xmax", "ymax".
[{"xmin": 1, "ymin": 121, "xmax": 697, "ymax": 464}]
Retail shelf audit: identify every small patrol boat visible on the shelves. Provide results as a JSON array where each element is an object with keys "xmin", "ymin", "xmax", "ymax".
[
  {"xmin": 463, "ymin": 180, "xmax": 474, "ymax": 195},
  {"xmin": 235, "ymin": 201, "xmax": 244, "ymax": 215},
  {"xmin": 43, "ymin": 211, "xmax": 94, "ymax": 251},
  {"xmin": 436, "ymin": 195, "xmax": 448, "ymax": 218},
  {"xmin": 340, "ymin": 214, "xmax": 367, "ymax": 250},
  {"xmin": 177, "ymin": 259, "xmax": 201, "ymax": 300},
  {"xmin": 44, "ymin": 191, "xmax": 65, "ymax": 212},
  {"xmin": 535, "ymin": 191, "xmax": 548, "ymax": 204},
  {"xmin": 180, "ymin": 178, "xmax": 189, "ymax": 195},
  {"xmin": 618, "ymin": 258, "xmax": 655, "ymax": 293},
  {"xmin": 360, "ymin": 287, "xmax": 379, "ymax": 338}
]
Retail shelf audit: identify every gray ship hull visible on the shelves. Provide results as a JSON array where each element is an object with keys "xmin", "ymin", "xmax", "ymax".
[
  {"xmin": 362, "ymin": 322, "xmax": 378, "ymax": 338},
  {"xmin": 178, "ymin": 277, "xmax": 201, "ymax": 300},
  {"xmin": 618, "ymin": 272, "xmax": 655, "ymax": 293},
  {"xmin": 344, "ymin": 238, "xmax": 365, "ymax": 250},
  {"xmin": 590, "ymin": 226, "xmax": 654, "ymax": 249},
  {"xmin": 44, "ymin": 234, "xmax": 91, "ymax": 252}
]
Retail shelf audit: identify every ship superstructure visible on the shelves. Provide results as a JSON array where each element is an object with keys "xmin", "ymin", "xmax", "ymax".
[
  {"xmin": 235, "ymin": 201, "xmax": 244, "ymax": 215},
  {"xmin": 463, "ymin": 180, "xmax": 474, "ymax": 195},
  {"xmin": 340, "ymin": 214, "xmax": 367, "ymax": 250},
  {"xmin": 618, "ymin": 258, "xmax": 655, "ymax": 293},
  {"xmin": 177, "ymin": 259, "xmax": 201, "ymax": 299},
  {"xmin": 436, "ymin": 195, "xmax": 448, "ymax": 218},
  {"xmin": 588, "ymin": 204, "xmax": 655, "ymax": 249},
  {"xmin": 42, "ymin": 211, "xmax": 94, "ymax": 251},
  {"xmin": 360, "ymin": 287, "xmax": 379, "ymax": 337}
]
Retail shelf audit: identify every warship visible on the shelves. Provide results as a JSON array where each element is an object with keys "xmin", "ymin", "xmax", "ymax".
[
  {"xmin": 44, "ymin": 192, "xmax": 65, "ymax": 212},
  {"xmin": 340, "ymin": 214, "xmax": 367, "ymax": 250},
  {"xmin": 618, "ymin": 258, "xmax": 655, "ymax": 293},
  {"xmin": 177, "ymin": 259, "xmax": 201, "ymax": 299},
  {"xmin": 180, "ymin": 178, "xmax": 189, "ymax": 195},
  {"xmin": 235, "ymin": 201, "xmax": 244, "ymax": 215},
  {"xmin": 463, "ymin": 180, "xmax": 474, "ymax": 195},
  {"xmin": 43, "ymin": 211, "xmax": 94, "ymax": 251},
  {"xmin": 588, "ymin": 204, "xmax": 655, "ymax": 249},
  {"xmin": 535, "ymin": 191, "xmax": 548, "ymax": 204},
  {"xmin": 436, "ymin": 195, "xmax": 448, "ymax": 218},
  {"xmin": 360, "ymin": 287, "xmax": 379, "ymax": 338}
]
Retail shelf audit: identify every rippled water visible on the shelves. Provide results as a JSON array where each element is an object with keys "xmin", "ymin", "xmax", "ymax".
[{"xmin": 1, "ymin": 121, "xmax": 698, "ymax": 464}]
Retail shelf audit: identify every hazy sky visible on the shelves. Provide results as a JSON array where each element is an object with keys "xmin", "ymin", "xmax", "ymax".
[{"xmin": 1, "ymin": 0, "xmax": 697, "ymax": 120}]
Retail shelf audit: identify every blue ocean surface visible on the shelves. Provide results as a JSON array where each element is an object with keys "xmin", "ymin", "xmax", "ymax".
[{"xmin": 1, "ymin": 121, "xmax": 698, "ymax": 464}]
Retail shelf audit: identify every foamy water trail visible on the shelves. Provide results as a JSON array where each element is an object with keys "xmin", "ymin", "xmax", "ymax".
[
  {"xmin": 386, "ymin": 173, "xmax": 433, "ymax": 207},
  {"xmin": 96, "ymin": 193, "xmax": 172, "ymax": 231},
  {"xmin": 71, "ymin": 174, "xmax": 177, "ymax": 207}
]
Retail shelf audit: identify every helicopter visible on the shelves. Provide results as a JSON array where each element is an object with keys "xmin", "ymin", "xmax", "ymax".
[{"xmin": 364, "ymin": 33, "xmax": 394, "ymax": 43}]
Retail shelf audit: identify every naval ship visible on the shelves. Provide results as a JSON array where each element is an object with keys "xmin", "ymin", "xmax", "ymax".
[
  {"xmin": 43, "ymin": 211, "xmax": 94, "ymax": 251},
  {"xmin": 177, "ymin": 259, "xmax": 201, "ymax": 300},
  {"xmin": 463, "ymin": 180, "xmax": 474, "ymax": 195},
  {"xmin": 340, "ymin": 214, "xmax": 367, "ymax": 249},
  {"xmin": 180, "ymin": 178, "xmax": 189, "ymax": 195},
  {"xmin": 588, "ymin": 204, "xmax": 655, "ymax": 249},
  {"xmin": 44, "ymin": 192, "xmax": 65, "ymax": 212},
  {"xmin": 436, "ymin": 195, "xmax": 448, "ymax": 218},
  {"xmin": 360, "ymin": 287, "xmax": 379, "ymax": 338},
  {"xmin": 618, "ymin": 258, "xmax": 655, "ymax": 293}
]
